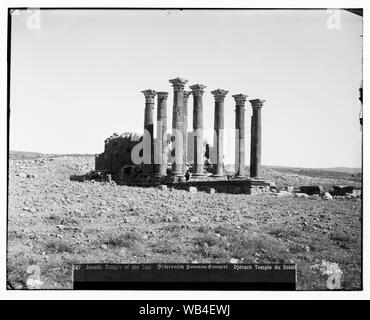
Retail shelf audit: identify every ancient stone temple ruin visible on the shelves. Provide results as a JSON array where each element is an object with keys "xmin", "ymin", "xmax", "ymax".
[{"xmin": 95, "ymin": 77, "xmax": 272, "ymax": 194}]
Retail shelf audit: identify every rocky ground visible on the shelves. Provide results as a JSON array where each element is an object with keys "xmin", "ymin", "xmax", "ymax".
[{"xmin": 7, "ymin": 153, "xmax": 362, "ymax": 290}]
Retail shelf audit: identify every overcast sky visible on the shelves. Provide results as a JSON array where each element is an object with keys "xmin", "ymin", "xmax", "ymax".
[{"xmin": 9, "ymin": 9, "xmax": 362, "ymax": 168}]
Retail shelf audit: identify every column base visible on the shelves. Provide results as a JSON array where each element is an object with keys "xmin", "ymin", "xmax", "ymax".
[
  {"xmin": 250, "ymin": 176, "xmax": 263, "ymax": 180},
  {"xmin": 182, "ymin": 166, "xmax": 189, "ymax": 176},
  {"xmin": 212, "ymin": 173, "xmax": 224, "ymax": 177},
  {"xmin": 171, "ymin": 171, "xmax": 184, "ymax": 177},
  {"xmin": 192, "ymin": 173, "xmax": 205, "ymax": 177},
  {"xmin": 154, "ymin": 172, "xmax": 167, "ymax": 177},
  {"xmin": 234, "ymin": 174, "xmax": 246, "ymax": 179},
  {"xmin": 166, "ymin": 174, "xmax": 186, "ymax": 183}
]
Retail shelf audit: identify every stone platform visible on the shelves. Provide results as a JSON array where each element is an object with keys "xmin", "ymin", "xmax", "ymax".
[
  {"xmin": 122, "ymin": 176, "xmax": 271, "ymax": 195},
  {"xmin": 169, "ymin": 178, "xmax": 270, "ymax": 195}
]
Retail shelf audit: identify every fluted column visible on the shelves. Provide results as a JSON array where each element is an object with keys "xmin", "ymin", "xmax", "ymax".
[
  {"xmin": 211, "ymin": 89, "xmax": 228, "ymax": 177},
  {"xmin": 232, "ymin": 94, "xmax": 247, "ymax": 177},
  {"xmin": 141, "ymin": 90, "xmax": 156, "ymax": 176},
  {"xmin": 169, "ymin": 77, "xmax": 188, "ymax": 176},
  {"xmin": 190, "ymin": 84, "xmax": 206, "ymax": 176},
  {"xmin": 182, "ymin": 91, "xmax": 192, "ymax": 173},
  {"xmin": 249, "ymin": 99, "xmax": 265, "ymax": 179},
  {"xmin": 154, "ymin": 92, "xmax": 168, "ymax": 177}
]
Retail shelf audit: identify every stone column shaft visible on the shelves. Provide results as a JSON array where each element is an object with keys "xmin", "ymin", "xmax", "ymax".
[
  {"xmin": 155, "ymin": 92, "xmax": 168, "ymax": 177},
  {"xmin": 169, "ymin": 77, "xmax": 188, "ymax": 176},
  {"xmin": 233, "ymin": 94, "xmax": 248, "ymax": 177},
  {"xmin": 183, "ymin": 91, "xmax": 192, "ymax": 173},
  {"xmin": 211, "ymin": 89, "xmax": 228, "ymax": 177},
  {"xmin": 249, "ymin": 99, "xmax": 265, "ymax": 178},
  {"xmin": 141, "ymin": 89, "xmax": 156, "ymax": 176},
  {"xmin": 190, "ymin": 84, "xmax": 206, "ymax": 176}
]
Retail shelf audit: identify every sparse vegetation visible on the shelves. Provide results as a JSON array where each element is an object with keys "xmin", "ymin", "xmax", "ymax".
[
  {"xmin": 330, "ymin": 229, "xmax": 357, "ymax": 243},
  {"xmin": 46, "ymin": 214, "xmax": 80, "ymax": 225},
  {"xmin": 7, "ymin": 153, "xmax": 362, "ymax": 290},
  {"xmin": 46, "ymin": 240, "xmax": 74, "ymax": 253},
  {"xmin": 105, "ymin": 231, "xmax": 142, "ymax": 249}
]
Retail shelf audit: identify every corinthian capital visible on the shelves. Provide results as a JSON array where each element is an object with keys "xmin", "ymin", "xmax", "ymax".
[
  {"xmin": 232, "ymin": 94, "xmax": 248, "ymax": 106},
  {"xmin": 169, "ymin": 77, "xmax": 188, "ymax": 92},
  {"xmin": 190, "ymin": 84, "xmax": 206, "ymax": 97},
  {"xmin": 183, "ymin": 91, "xmax": 192, "ymax": 103},
  {"xmin": 157, "ymin": 91, "xmax": 169, "ymax": 100},
  {"xmin": 211, "ymin": 89, "xmax": 229, "ymax": 102},
  {"xmin": 141, "ymin": 89, "xmax": 157, "ymax": 103},
  {"xmin": 249, "ymin": 99, "xmax": 265, "ymax": 110}
]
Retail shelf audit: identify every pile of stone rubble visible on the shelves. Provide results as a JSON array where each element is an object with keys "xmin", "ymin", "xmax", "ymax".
[
  {"xmin": 70, "ymin": 170, "xmax": 116, "ymax": 185},
  {"xmin": 271, "ymin": 184, "xmax": 361, "ymax": 200}
]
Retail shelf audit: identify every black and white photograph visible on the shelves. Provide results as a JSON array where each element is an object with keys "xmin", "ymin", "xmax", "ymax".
[{"xmin": 4, "ymin": 5, "xmax": 364, "ymax": 295}]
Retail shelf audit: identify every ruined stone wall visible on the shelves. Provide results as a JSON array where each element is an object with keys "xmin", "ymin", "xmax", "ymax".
[{"xmin": 95, "ymin": 132, "xmax": 142, "ymax": 175}]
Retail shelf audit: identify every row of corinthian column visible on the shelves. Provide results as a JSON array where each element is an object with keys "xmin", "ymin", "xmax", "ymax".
[{"xmin": 141, "ymin": 77, "xmax": 265, "ymax": 179}]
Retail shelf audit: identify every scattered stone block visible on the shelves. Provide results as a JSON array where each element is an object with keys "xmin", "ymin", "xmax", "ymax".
[
  {"xmin": 299, "ymin": 185, "xmax": 323, "ymax": 195},
  {"xmin": 158, "ymin": 185, "xmax": 168, "ymax": 191},
  {"xmin": 188, "ymin": 186, "xmax": 197, "ymax": 193},
  {"xmin": 322, "ymin": 192, "xmax": 333, "ymax": 200},
  {"xmin": 333, "ymin": 185, "xmax": 361, "ymax": 197},
  {"xmin": 268, "ymin": 181, "xmax": 276, "ymax": 188},
  {"xmin": 207, "ymin": 188, "xmax": 216, "ymax": 194},
  {"xmin": 294, "ymin": 193, "xmax": 309, "ymax": 199},
  {"xmin": 309, "ymin": 194, "xmax": 321, "ymax": 200},
  {"xmin": 284, "ymin": 186, "xmax": 294, "ymax": 192},
  {"xmin": 274, "ymin": 191, "xmax": 294, "ymax": 197},
  {"xmin": 333, "ymin": 195, "xmax": 345, "ymax": 200},
  {"xmin": 250, "ymin": 187, "xmax": 264, "ymax": 195},
  {"xmin": 333, "ymin": 185, "xmax": 352, "ymax": 196},
  {"xmin": 229, "ymin": 258, "xmax": 239, "ymax": 264},
  {"xmin": 351, "ymin": 188, "xmax": 362, "ymax": 197}
]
